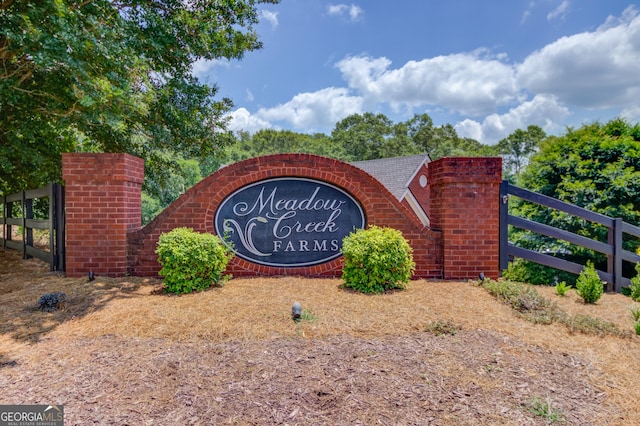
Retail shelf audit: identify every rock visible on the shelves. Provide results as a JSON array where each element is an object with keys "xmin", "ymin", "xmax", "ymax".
[{"xmin": 38, "ymin": 292, "xmax": 67, "ymax": 312}]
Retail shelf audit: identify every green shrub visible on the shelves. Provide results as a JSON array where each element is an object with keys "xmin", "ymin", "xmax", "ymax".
[
  {"xmin": 555, "ymin": 281, "xmax": 571, "ymax": 296},
  {"xmin": 565, "ymin": 314, "xmax": 623, "ymax": 337},
  {"xmin": 502, "ymin": 258, "xmax": 577, "ymax": 286},
  {"xmin": 341, "ymin": 225, "xmax": 415, "ymax": 294},
  {"xmin": 156, "ymin": 227, "xmax": 234, "ymax": 294},
  {"xmin": 629, "ymin": 263, "xmax": 640, "ymax": 302},
  {"xmin": 575, "ymin": 261, "xmax": 604, "ymax": 304},
  {"xmin": 480, "ymin": 279, "xmax": 564, "ymax": 324}
]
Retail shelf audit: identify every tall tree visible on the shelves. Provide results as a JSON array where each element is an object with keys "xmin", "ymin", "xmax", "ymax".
[
  {"xmin": 331, "ymin": 113, "xmax": 395, "ymax": 161},
  {"xmin": 0, "ymin": 0, "xmax": 278, "ymax": 193},
  {"xmin": 497, "ymin": 125, "xmax": 546, "ymax": 181}
]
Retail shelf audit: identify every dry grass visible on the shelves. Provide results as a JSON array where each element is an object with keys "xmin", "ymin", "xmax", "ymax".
[{"xmin": 1, "ymin": 249, "xmax": 640, "ymax": 425}]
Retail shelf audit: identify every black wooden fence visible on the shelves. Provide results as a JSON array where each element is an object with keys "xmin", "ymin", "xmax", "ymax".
[
  {"xmin": 1, "ymin": 183, "xmax": 65, "ymax": 272},
  {"xmin": 499, "ymin": 181, "xmax": 640, "ymax": 292}
]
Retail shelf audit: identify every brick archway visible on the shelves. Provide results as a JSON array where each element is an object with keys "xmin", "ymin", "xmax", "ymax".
[{"xmin": 128, "ymin": 153, "xmax": 442, "ymax": 277}]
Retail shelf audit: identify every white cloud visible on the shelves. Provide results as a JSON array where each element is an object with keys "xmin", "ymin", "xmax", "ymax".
[
  {"xmin": 223, "ymin": 6, "xmax": 639, "ymax": 142},
  {"xmin": 260, "ymin": 10, "xmax": 279, "ymax": 29},
  {"xmin": 547, "ymin": 0, "xmax": 569, "ymax": 21},
  {"xmin": 328, "ymin": 4, "xmax": 363, "ymax": 22},
  {"xmin": 256, "ymin": 87, "xmax": 364, "ymax": 132},
  {"xmin": 517, "ymin": 6, "xmax": 640, "ymax": 109},
  {"xmin": 227, "ymin": 108, "xmax": 272, "ymax": 133},
  {"xmin": 521, "ymin": 1, "xmax": 535, "ymax": 24},
  {"xmin": 191, "ymin": 58, "xmax": 228, "ymax": 81},
  {"xmin": 622, "ymin": 105, "xmax": 640, "ymax": 124},
  {"xmin": 455, "ymin": 95, "xmax": 571, "ymax": 143},
  {"xmin": 336, "ymin": 51, "xmax": 520, "ymax": 116}
]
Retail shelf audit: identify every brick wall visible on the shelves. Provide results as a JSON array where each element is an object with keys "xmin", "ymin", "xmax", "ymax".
[
  {"xmin": 61, "ymin": 153, "xmax": 502, "ymax": 280},
  {"xmin": 127, "ymin": 154, "xmax": 443, "ymax": 278},
  {"xmin": 62, "ymin": 153, "xmax": 144, "ymax": 277},
  {"xmin": 427, "ymin": 157, "xmax": 503, "ymax": 280}
]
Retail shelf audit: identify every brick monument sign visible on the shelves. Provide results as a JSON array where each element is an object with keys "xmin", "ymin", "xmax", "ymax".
[{"xmin": 62, "ymin": 153, "xmax": 501, "ymax": 280}]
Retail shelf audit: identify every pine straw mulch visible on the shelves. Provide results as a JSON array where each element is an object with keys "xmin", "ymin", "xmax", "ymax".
[{"xmin": 1, "ymin": 249, "xmax": 640, "ymax": 425}]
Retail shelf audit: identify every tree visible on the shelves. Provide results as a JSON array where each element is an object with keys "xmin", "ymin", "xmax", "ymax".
[
  {"xmin": 331, "ymin": 113, "xmax": 396, "ymax": 161},
  {"xmin": 222, "ymin": 129, "xmax": 340, "ymax": 163},
  {"xmin": 509, "ymin": 118, "xmax": 640, "ymax": 280},
  {"xmin": 0, "ymin": 0, "xmax": 278, "ymax": 193},
  {"xmin": 497, "ymin": 125, "xmax": 546, "ymax": 181}
]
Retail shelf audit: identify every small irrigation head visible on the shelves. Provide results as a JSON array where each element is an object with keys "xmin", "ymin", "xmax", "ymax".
[{"xmin": 292, "ymin": 302, "xmax": 302, "ymax": 320}]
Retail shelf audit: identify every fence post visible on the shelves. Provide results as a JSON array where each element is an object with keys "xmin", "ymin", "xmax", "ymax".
[
  {"xmin": 613, "ymin": 218, "xmax": 623, "ymax": 292},
  {"xmin": 1, "ymin": 195, "xmax": 5, "ymax": 250},
  {"xmin": 499, "ymin": 180, "xmax": 510, "ymax": 274},
  {"xmin": 53, "ymin": 183, "xmax": 65, "ymax": 272}
]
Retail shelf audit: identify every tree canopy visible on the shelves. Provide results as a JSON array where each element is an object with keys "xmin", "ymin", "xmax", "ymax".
[
  {"xmin": 0, "ymin": 0, "xmax": 278, "ymax": 193},
  {"xmin": 507, "ymin": 118, "xmax": 640, "ymax": 282}
]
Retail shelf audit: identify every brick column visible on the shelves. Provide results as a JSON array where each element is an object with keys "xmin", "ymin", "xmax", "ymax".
[
  {"xmin": 62, "ymin": 153, "xmax": 144, "ymax": 277},
  {"xmin": 428, "ymin": 157, "xmax": 502, "ymax": 280}
]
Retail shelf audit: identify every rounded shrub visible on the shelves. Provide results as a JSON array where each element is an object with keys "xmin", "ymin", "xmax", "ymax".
[
  {"xmin": 341, "ymin": 225, "xmax": 415, "ymax": 294},
  {"xmin": 575, "ymin": 261, "xmax": 604, "ymax": 304},
  {"xmin": 156, "ymin": 227, "xmax": 234, "ymax": 294}
]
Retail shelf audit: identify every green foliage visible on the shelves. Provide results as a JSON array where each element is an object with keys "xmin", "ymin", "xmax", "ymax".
[
  {"xmin": 629, "ymin": 263, "xmax": 640, "ymax": 302},
  {"xmin": 502, "ymin": 259, "xmax": 577, "ymax": 286},
  {"xmin": 527, "ymin": 396, "xmax": 566, "ymax": 423},
  {"xmin": 555, "ymin": 281, "xmax": 571, "ymax": 296},
  {"xmin": 0, "ymin": 0, "xmax": 278, "ymax": 194},
  {"xmin": 141, "ymin": 192, "xmax": 163, "ymax": 226},
  {"xmin": 341, "ymin": 225, "xmax": 415, "ymax": 294},
  {"xmin": 496, "ymin": 125, "xmax": 546, "ymax": 181},
  {"xmin": 629, "ymin": 305, "xmax": 640, "ymax": 322},
  {"xmin": 142, "ymin": 156, "xmax": 204, "ymax": 224},
  {"xmin": 479, "ymin": 279, "xmax": 564, "ymax": 324},
  {"xmin": 509, "ymin": 118, "xmax": 640, "ymax": 283},
  {"xmin": 156, "ymin": 227, "xmax": 234, "ymax": 294},
  {"xmin": 564, "ymin": 314, "xmax": 623, "ymax": 337},
  {"xmin": 223, "ymin": 129, "xmax": 339, "ymax": 163},
  {"xmin": 294, "ymin": 309, "xmax": 318, "ymax": 324},
  {"xmin": 480, "ymin": 278, "xmax": 631, "ymax": 337},
  {"xmin": 635, "ymin": 321, "xmax": 640, "ymax": 336},
  {"xmin": 424, "ymin": 320, "xmax": 460, "ymax": 336},
  {"xmin": 575, "ymin": 262, "xmax": 604, "ymax": 304}
]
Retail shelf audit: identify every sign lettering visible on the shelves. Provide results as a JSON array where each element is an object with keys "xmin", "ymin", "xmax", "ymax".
[{"xmin": 214, "ymin": 178, "xmax": 366, "ymax": 267}]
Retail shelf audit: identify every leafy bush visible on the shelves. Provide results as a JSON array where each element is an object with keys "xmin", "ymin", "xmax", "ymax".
[
  {"xmin": 575, "ymin": 261, "xmax": 604, "ymax": 304},
  {"xmin": 502, "ymin": 258, "xmax": 577, "ymax": 286},
  {"xmin": 629, "ymin": 263, "xmax": 640, "ymax": 302},
  {"xmin": 555, "ymin": 281, "xmax": 571, "ymax": 296},
  {"xmin": 341, "ymin": 225, "xmax": 415, "ymax": 294},
  {"xmin": 156, "ymin": 227, "xmax": 234, "ymax": 294},
  {"xmin": 565, "ymin": 314, "xmax": 623, "ymax": 337},
  {"xmin": 480, "ymin": 278, "xmax": 564, "ymax": 324}
]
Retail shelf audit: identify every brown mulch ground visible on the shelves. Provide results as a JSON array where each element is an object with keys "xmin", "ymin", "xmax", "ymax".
[{"xmin": 1, "ymin": 249, "xmax": 639, "ymax": 425}]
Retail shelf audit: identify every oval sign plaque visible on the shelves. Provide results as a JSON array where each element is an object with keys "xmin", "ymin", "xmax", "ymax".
[{"xmin": 214, "ymin": 177, "xmax": 366, "ymax": 267}]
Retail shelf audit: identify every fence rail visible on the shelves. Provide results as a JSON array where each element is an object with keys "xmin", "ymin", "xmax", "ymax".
[
  {"xmin": 1, "ymin": 183, "xmax": 65, "ymax": 272},
  {"xmin": 499, "ymin": 181, "xmax": 640, "ymax": 292}
]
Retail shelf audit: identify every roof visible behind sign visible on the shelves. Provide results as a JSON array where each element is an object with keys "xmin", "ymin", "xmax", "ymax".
[{"xmin": 351, "ymin": 153, "xmax": 431, "ymax": 200}]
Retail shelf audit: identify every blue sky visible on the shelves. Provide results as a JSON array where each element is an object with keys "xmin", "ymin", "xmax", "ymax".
[{"xmin": 193, "ymin": 1, "xmax": 640, "ymax": 145}]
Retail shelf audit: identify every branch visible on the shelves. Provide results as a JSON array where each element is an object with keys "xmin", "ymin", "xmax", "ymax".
[{"xmin": 0, "ymin": 0, "xmax": 16, "ymax": 11}]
